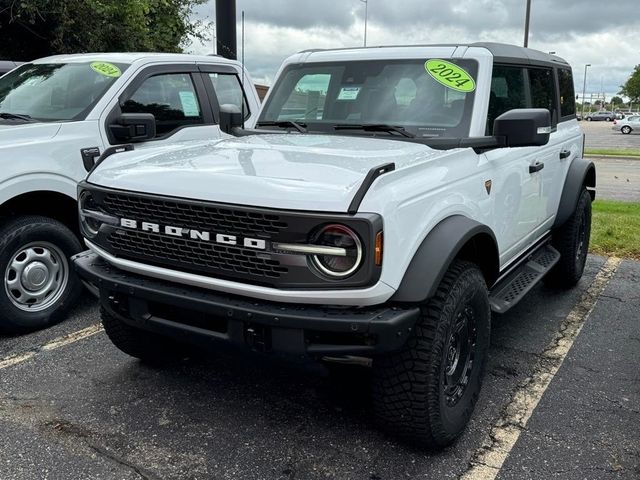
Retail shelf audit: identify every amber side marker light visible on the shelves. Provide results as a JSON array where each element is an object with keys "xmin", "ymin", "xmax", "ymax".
[{"xmin": 375, "ymin": 231, "xmax": 383, "ymax": 266}]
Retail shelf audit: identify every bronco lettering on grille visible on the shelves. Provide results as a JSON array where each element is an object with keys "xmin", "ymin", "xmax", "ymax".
[{"xmin": 119, "ymin": 218, "xmax": 267, "ymax": 250}]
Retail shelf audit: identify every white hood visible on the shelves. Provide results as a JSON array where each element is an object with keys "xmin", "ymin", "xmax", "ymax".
[{"xmin": 87, "ymin": 134, "xmax": 441, "ymax": 212}]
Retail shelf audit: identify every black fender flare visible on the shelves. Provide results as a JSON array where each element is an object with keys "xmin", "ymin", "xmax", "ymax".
[
  {"xmin": 553, "ymin": 158, "xmax": 596, "ymax": 229},
  {"xmin": 391, "ymin": 215, "xmax": 499, "ymax": 303}
]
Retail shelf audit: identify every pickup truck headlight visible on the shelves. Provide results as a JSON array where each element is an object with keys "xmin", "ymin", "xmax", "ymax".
[
  {"xmin": 78, "ymin": 190, "xmax": 118, "ymax": 238},
  {"xmin": 310, "ymin": 224, "xmax": 363, "ymax": 278}
]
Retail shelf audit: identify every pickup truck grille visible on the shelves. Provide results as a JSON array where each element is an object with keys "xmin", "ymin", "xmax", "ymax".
[{"xmin": 100, "ymin": 192, "xmax": 290, "ymax": 282}]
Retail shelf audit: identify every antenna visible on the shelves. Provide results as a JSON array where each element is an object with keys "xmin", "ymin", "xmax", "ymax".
[{"xmin": 241, "ymin": 9, "xmax": 246, "ymax": 129}]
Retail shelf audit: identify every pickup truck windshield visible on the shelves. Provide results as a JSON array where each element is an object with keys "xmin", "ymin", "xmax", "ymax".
[
  {"xmin": 259, "ymin": 59, "xmax": 478, "ymax": 138},
  {"xmin": 0, "ymin": 62, "xmax": 129, "ymax": 122}
]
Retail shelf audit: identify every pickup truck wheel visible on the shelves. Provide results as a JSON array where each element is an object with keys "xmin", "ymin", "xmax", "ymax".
[
  {"xmin": 372, "ymin": 260, "xmax": 490, "ymax": 448},
  {"xmin": 0, "ymin": 216, "xmax": 83, "ymax": 333},
  {"xmin": 101, "ymin": 308, "xmax": 186, "ymax": 363},
  {"xmin": 546, "ymin": 188, "xmax": 592, "ymax": 288}
]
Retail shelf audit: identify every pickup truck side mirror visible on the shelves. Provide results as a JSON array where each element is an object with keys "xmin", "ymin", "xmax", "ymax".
[
  {"xmin": 219, "ymin": 104, "xmax": 243, "ymax": 134},
  {"xmin": 109, "ymin": 113, "xmax": 156, "ymax": 142},
  {"xmin": 493, "ymin": 108, "xmax": 551, "ymax": 147}
]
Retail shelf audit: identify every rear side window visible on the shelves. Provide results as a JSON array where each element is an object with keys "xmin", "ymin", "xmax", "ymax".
[
  {"xmin": 121, "ymin": 73, "xmax": 204, "ymax": 138},
  {"xmin": 558, "ymin": 68, "xmax": 576, "ymax": 118},
  {"xmin": 528, "ymin": 68, "xmax": 558, "ymax": 124}
]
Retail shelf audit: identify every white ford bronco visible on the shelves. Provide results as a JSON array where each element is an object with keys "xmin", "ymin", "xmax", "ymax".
[
  {"xmin": 0, "ymin": 53, "xmax": 259, "ymax": 332},
  {"xmin": 73, "ymin": 43, "xmax": 594, "ymax": 447}
]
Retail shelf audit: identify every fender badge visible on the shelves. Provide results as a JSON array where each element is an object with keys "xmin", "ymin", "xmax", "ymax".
[{"xmin": 484, "ymin": 180, "xmax": 492, "ymax": 195}]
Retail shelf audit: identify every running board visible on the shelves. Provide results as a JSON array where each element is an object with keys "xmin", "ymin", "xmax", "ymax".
[{"xmin": 489, "ymin": 244, "xmax": 560, "ymax": 314}]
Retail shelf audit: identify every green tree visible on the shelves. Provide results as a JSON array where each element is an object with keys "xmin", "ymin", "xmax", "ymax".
[
  {"xmin": 611, "ymin": 96, "xmax": 623, "ymax": 107},
  {"xmin": 0, "ymin": 0, "xmax": 208, "ymax": 60},
  {"xmin": 619, "ymin": 65, "xmax": 640, "ymax": 103}
]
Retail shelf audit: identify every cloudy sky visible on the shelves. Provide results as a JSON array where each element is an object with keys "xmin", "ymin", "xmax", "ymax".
[{"xmin": 189, "ymin": 0, "xmax": 639, "ymax": 100}]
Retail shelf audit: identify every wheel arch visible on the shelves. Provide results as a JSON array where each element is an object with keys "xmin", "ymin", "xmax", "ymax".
[
  {"xmin": 553, "ymin": 158, "xmax": 596, "ymax": 229},
  {"xmin": 0, "ymin": 190, "xmax": 80, "ymax": 237},
  {"xmin": 390, "ymin": 215, "xmax": 499, "ymax": 303}
]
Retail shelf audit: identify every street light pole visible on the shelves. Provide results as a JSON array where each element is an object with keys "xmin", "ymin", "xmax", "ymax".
[
  {"xmin": 360, "ymin": 0, "xmax": 368, "ymax": 47},
  {"xmin": 523, "ymin": 0, "xmax": 532, "ymax": 47},
  {"xmin": 581, "ymin": 64, "xmax": 591, "ymax": 119}
]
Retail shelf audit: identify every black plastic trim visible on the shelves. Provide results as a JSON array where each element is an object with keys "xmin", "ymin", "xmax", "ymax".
[
  {"xmin": 553, "ymin": 158, "xmax": 596, "ymax": 228},
  {"xmin": 89, "ymin": 144, "xmax": 134, "ymax": 174},
  {"xmin": 391, "ymin": 215, "xmax": 499, "ymax": 303},
  {"xmin": 348, "ymin": 163, "xmax": 395, "ymax": 214}
]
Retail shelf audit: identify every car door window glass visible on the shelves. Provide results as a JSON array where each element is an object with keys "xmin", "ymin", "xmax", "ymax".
[
  {"xmin": 207, "ymin": 73, "xmax": 250, "ymax": 119},
  {"xmin": 487, "ymin": 66, "xmax": 527, "ymax": 133},
  {"xmin": 121, "ymin": 73, "xmax": 203, "ymax": 137},
  {"xmin": 558, "ymin": 68, "xmax": 576, "ymax": 118},
  {"xmin": 528, "ymin": 68, "xmax": 558, "ymax": 125}
]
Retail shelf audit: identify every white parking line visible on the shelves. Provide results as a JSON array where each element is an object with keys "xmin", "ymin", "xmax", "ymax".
[
  {"xmin": 461, "ymin": 256, "xmax": 622, "ymax": 480},
  {"xmin": 0, "ymin": 324, "xmax": 104, "ymax": 370}
]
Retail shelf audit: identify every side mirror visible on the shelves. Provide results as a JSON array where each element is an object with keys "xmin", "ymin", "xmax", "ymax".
[
  {"xmin": 493, "ymin": 108, "xmax": 551, "ymax": 147},
  {"xmin": 109, "ymin": 113, "xmax": 156, "ymax": 142},
  {"xmin": 219, "ymin": 104, "xmax": 243, "ymax": 134}
]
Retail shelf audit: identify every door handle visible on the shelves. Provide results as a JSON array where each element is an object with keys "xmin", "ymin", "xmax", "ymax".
[
  {"xmin": 529, "ymin": 162, "xmax": 545, "ymax": 174},
  {"xmin": 559, "ymin": 150, "xmax": 571, "ymax": 159}
]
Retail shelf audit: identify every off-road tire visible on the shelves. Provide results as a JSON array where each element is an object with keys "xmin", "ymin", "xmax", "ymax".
[
  {"xmin": 372, "ymin": 260, "xmax": 491, "ymax": 448},
  {"xmin": 0, "ymin": 216, "xmax": 83, "ymax": 333},
  {"xmin": 101, "ymin": 307, "xmax": 186, "ymax": 363},
  {"xmin": 546, "ymin": 188, "xmax": 592, "ymax": 288}
]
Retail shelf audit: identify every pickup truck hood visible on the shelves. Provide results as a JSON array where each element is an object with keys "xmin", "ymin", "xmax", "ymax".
[
  {"xmin": 88, "ymin": 134, "xmax": 441, "ymax": 212},
  {"xmin": 0, "ymin": 123, "xmax": 61, "ymax": 147}
]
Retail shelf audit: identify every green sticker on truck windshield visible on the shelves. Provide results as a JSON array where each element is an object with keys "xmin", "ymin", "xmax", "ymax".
[
  {"xmin": 90, "ymin": 62, "xmax": 121, "ymax": 78},
  {"xmin": 425, "ymin": 59, "xmax": 475, "ymax": 93}
]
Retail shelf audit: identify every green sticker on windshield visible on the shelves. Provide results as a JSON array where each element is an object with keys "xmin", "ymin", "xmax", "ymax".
[
  {"xmin": 91, "ymin": 62, "xmax": 121, "ymax": 78},
  {"xmin": 425, "ymin": 59, "xmax": 475, "ymax": 93}
]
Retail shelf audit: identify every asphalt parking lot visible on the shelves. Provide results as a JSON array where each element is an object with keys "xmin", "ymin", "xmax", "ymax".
[
  {"xmin": 582, "ymin": 119, "xmax": 640, "ymax": 151},
  {"xmin": 1, "ymin": 255, "xmax": 638, "ymax": 480}
]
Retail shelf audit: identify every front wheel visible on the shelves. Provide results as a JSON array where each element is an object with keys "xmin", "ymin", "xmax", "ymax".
[
  {"xmin": 586, "ymin": 117, "xmax": 592, "ymax": 121},
  {"xmin": 372, "ymin": 260, "xmax": 491, "ymax": 448},
  {"xmin": 0, "ymin": 216, "xmax": 83, "ymax": 333},
  {"xmin": 621, "ymin": 126, "xmax": 632, "ymax": 134},
  {"xmin": 546, "ymin": 188, "xmax": 592, "ymax": 288}
]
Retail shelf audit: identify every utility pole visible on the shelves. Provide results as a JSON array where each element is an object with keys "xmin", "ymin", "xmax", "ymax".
[
  {"xmin": 360, "ymin": 0, "xmax": 368, "ymax": 47},
  {"xmin": 581, "ymin": 64, "xmax": 591, "ymax": 119},
  {"xmin": 523, "ymin": 0, "xmax": 532, "ymax": 47}
]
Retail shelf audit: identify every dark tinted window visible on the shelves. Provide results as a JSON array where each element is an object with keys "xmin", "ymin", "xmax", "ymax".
[
  {"xmin": 487, "ymin": 65, "xmax": 527, "ymax": 133},
  {"xmin": 121, "ymin": 73, "xmax": 204, "ymax": 137},
  {"xmin": 528, "ymin": 68, "xmax": 557, "ymax": 123},
  {"xmin": 558, "ymin": 68, "xmax": 576, "ymax": 117}
]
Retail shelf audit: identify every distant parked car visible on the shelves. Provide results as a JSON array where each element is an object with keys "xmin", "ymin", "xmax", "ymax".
[
  {"xmin": 585, "ymin": 111, "xmax": 614, "ymax": 121},
  {"xmin": 0, "ymin": 61, "xmax": 20, "ymax": 76},
  {"xmin": 612, "ymin": 116, "xmax": 640, "ymax": 134}
]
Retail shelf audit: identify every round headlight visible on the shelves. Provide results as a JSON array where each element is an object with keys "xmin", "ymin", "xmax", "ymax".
[
  {"xmin": 311, "ymin": 224, "xmax": 363, "ymax": 278},
  {"xmin": 79, "ymin": 191, "xmax": 101, "ymax": 237}
]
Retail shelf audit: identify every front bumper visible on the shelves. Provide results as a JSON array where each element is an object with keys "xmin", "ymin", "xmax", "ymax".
[{"xmin": 73, "ymin": 251, "xmax": 419, "ymax": 357}]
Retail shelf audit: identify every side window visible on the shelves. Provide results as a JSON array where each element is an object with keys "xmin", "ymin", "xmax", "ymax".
[
  {"xmin": 121, "ymin": 73, "xmax": 204, "ymax": 138},
  {"xmin": 528, "ymin": 68, "xmax": 558, "ymax": 124},
  {"xmin": 207, "ymin": 73, "xmax": 250, "ymax": 119},
  {"xmin": 558, "ymin": 68, "xmax": 576, "ymax": 118},
  {"xmin": 487, "ymin": 66, "xmax": 527, "ymax": 133}
]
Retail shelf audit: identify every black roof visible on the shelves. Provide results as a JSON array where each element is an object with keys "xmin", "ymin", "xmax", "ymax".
[{"xmin": 299, "ymin": 42, "xmax": 570, "ymax": 68}]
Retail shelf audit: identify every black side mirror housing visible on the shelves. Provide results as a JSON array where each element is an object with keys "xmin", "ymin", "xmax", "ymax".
[
  {"xmin": 219, "ymin": 104, "xmax": 243, "ymax": 134},
  {"xmin": 493, "ymin": 108, "xmax": 551, "ymax": 147},
  {"xmin": 109, "ymin": 113, "xmax": 156, "ymax": 142}
]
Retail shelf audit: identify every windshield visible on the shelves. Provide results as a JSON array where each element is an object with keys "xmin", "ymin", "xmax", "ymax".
[
  {"xmin": 0, "ymin": 61, "xmax": 129, "ymax": 122},
  {"xmin": 259, "ymin": 58, "xmax": 478, "ymax": 138}
]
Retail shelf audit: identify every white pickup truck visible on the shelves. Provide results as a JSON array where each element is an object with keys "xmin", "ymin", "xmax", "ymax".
[{"xmin": 0, "ymin": 53, "xmax": 260, "ymax": 332}]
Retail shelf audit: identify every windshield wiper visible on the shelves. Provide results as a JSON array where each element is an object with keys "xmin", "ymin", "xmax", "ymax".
[
  {"xmin": 0, "ymin": 112, "xmax": 35, "ymax": 122},
  {"xmin": 334, "ymin": 124, "xmax": 415, "ymax": 138},
  {"xmin": 256, "ymin": 120, "xmax": 307, "ymax": 133}
]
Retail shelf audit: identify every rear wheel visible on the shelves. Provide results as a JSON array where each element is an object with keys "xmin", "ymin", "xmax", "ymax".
[
  {"xmin": 0, "ymin": 216, "xmax": 83, "ymax": 333},
  {"xmin": 605, "ymin": 117, "xmax": 611, "ymax": 121},
  {"xmin": 372, "ymin": 260, "xmax": 491, "ymax": 448},
  {"xmin": 586, "ymin": 117, "xmax": 592, "ymax": 121},
  {"xmin": 621, "ymin": 126, "xmax": 632, "ymax": 134},
  {"xmin": 546, "ymin": 188, "xmax": 592, "ymax": 288}
]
